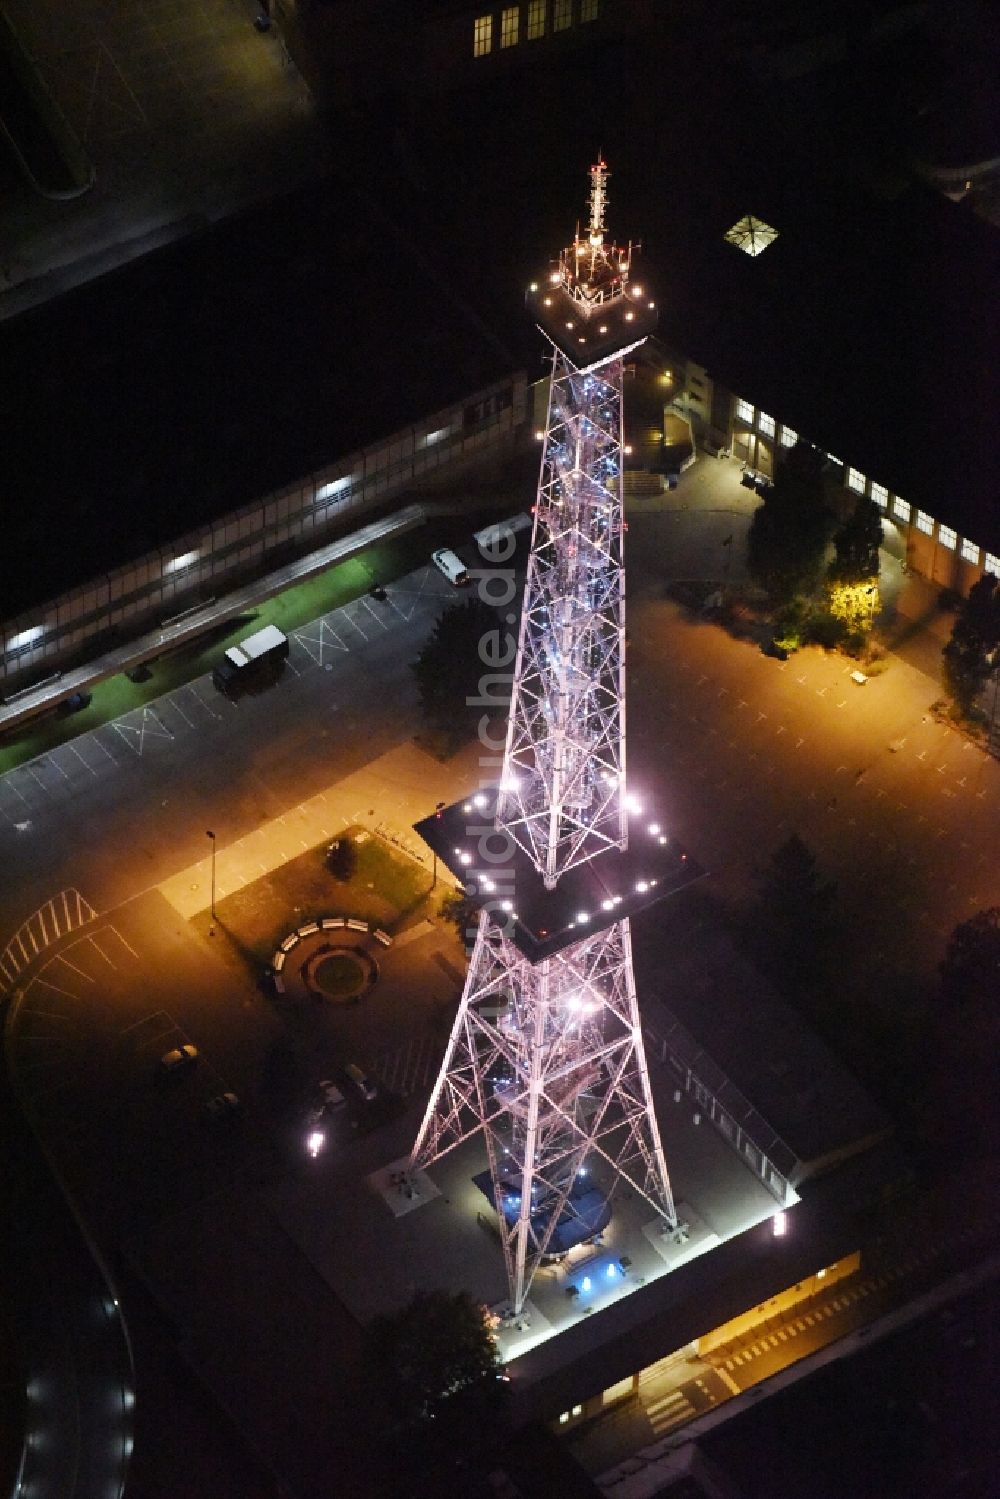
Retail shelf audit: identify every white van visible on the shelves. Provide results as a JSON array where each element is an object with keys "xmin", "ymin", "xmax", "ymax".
[{"xmin": 432, "ymin": 547, "xmax": 470, "ymax": 586}]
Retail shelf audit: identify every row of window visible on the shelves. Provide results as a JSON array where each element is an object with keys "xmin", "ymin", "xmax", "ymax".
[
  {"xmin": 735, "ymin": 399, "xmax": 796, "ymax": 447},
  {"xmin": 474, "ymin": 0, "xmax": 598, "ymax": 56},
  {"xmin": 734, "ymin": 398, "xmax": 792, "ymax": 444},
  {"xmin": 733, "ymin": 396, "xmax": 998, "ymax": 575}
]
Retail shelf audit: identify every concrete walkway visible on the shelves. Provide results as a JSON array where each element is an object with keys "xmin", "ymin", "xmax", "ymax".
[{"xmin": 158, "ymin": 739, "xmax": 481, "ymax": 919}]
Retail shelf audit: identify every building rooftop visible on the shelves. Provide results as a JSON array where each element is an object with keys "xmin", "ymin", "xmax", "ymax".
[{"xmin": 630, "ymin": 887, "xmax": 891, "ymax": 1177}]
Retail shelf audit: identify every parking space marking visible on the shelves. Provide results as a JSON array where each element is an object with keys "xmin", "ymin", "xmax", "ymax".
[
  {"xmin": 88, "ymin": 730, "xmax": 120, "ymax": 765},
  {"xmin": 360, "ymin": 596, "xmax": 391, "ymax": 631},
  {"xmin": 63, "ymin": 743, "xmax": 98, "ymax": 777},
  {"xmin": 111, "ymin": 706, "xmax": 176, "ymax": 755},
  {"xmin": 340, "ymin": 605, "xmax": 370, "ymax": 642},
  {"xmin": 181, "ymin": 681, "xmax": 224, "ymax": 722},
  {"xmin": 48, "ymin": 950, "xmax": 96, "ymax": 982},
  {"xmin": 165, "ymin": 692, "xmax": 197, "ymax": 730},
  {"xmin": 294, "ymin": 617, "xmax": 349, "ymax": 667},
  {"xmin": 34, "ymin": 974, "xmax": 82, "ymax": 1000}
]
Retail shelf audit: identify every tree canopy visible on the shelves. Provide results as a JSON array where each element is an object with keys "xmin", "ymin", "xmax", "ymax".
[
  {"xmin": 939, "ymin": 907, "xmax": 1000, "ymax": 1008},
  {"xmin": 749, "ymin": 834, "xmax": 837, "ymax": 990},
  {"xmin": 942, "ymin": 574, "xmax": 1000, "ymax": 717},
  {"xmin": 362, "ymin": 1289, "xmax": 505, "ymax": 1436},
  {"xmin": 829, "ymin": 495, "xmax": 883, "ymax": 585},
  {"xmin": 746, "ymin": 443, "xmax": 832, "ymax": 604},
  {"xmin": 412, "ymin": 596, "xmax": 508, "ymax": 749}
]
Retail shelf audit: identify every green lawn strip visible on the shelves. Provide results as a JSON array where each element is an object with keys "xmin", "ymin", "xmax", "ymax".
[
  {"xmin": 188, "ymin": 827, "xmax": 430, "ymax": 987},
  {"xmin": 0, "ymin": 534, "xmax": 429, "ymax": 774}
]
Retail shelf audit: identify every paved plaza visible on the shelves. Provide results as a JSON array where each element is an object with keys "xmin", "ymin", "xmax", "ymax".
[{"xmin": 1, "ymin": 0, "xmax": 324, "ymax": 314}]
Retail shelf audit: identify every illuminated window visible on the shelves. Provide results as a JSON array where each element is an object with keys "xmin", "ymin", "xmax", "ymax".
[
  {"xmin": 735, "ymin": 398, "xmax": 754, "ymax": 423},
  {"xmin": 500, "ymin": 6, "xmax": 519, "ymax": 46},
  {"xmin": 581, "ymin": 0, "xmax": 599, "ymax": 18},
  {"xmin": 985, "ymin": 553, "xmax": 1000, "ymax": 577},
  {"xmin": 473, "ymin": 14, "xmax": 492, "ymax": 55},
  {"xmin": 961, "ymin": 538, "xmax": 979, "ymax": 564},
  {"xmin": 892, "ymin": 497, "xmax": 911, "ymax": 523},
  {"xmin": 758, "ymin": 411, "xmax": 775, "ymax": 437},
  {"xmin": 939, "ymin": 524, "xmax": 957, "ymax": 550},
  {"xmin": 780, "ymin": 424, "xmax": 797, "ymax": 448},
  {"xmin": 826, "ymin": 453, "xmax": 842, "ymax": 466},
  {"xmin": 554, "ymin": 0, "xmax": 572, "ymax": 30},
  {"xmin": 847, "ymin": 467, "xmax": 865, "ymax": 493},
  {"xmin": 527, "ymin": 0, "xmax": 546, "ymax": 37},
  {"xmin": 915, "ymin": 510, "xmax": 933, "ymax": 535},
  {"xmin": 871, "ymin": 482, "xmax": 888, "ymax": 508},
  {"xmin": 571, "ymin": 1404, "xmax": 583, "ymax": 1416},
  {"xmin": 558, "ymin": 1411, "xmax": 570, "ymax": 1425}
]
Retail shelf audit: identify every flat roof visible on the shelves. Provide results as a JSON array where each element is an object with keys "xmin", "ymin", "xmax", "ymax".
[{"xmin": 631, "ymin": 887, "xmax": 890, "ymax": 1172}]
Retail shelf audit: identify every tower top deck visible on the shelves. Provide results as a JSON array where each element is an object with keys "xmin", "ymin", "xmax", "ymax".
[{"xmin": 527, "ymin": 159, "xmax": 658, "ymax": 368}]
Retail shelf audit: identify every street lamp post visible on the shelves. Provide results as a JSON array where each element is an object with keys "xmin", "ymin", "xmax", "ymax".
[
  {"xmin": 432, "ymin": 802, "xmax": 446, "ymax": 889},
  {"xmin": 207, "ymin": 830, "xmax": 217, "ymax": 932}
]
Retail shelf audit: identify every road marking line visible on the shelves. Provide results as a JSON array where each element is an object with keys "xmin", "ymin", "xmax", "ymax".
[
  {"xmin": 168, "ymin": 694, "xmax": 196, "ymax": 730},
  {"xmin": 86, "ymin": 935, "xmax": 118, "ymax": 970},
  {"xmin": 33, "ymin": 975, "xmax": 79, "ymax": 1000},
  {"xmin": 66, "ymin": 743, "xmax": 98, "ymax": 777},
  {"xmin": 46, "ymin": 754, "xmax": 71, "ymax": 782},
  {"xmin": 52, "ymin": 953, "xmax": 95, "ymax": 982}
]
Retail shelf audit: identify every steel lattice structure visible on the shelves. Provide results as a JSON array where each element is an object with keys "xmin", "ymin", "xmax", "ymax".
[{"xmin": 411, "ymin": 161, "xmax": 676, "ymax": 1314}]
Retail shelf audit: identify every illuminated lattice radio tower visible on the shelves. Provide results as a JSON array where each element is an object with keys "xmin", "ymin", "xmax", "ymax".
[{"xmin": 411, "ymin": 161, "xmax": 701, "ymax": 1315}]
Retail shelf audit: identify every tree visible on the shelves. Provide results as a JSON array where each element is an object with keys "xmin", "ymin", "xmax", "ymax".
[
  {"xmin": 747, "ymin": 443, "xmax": 832, "ymax": 605},
  {"xmin": 942, "ymin": 574, "xmax": 1000, "ymax": 718},
  {"xmin": 441, "ymin": 885, "xmax": 483, "ymax": 948},
  {"xmin": 749, "ymin": 834, "xmax": 836, "ymax": 989},
  {"xmin": 939, "ymin": 907, "xmax": 1000, "ymax": 1008},
  {"xmin": 829, "ymin": 495, "xmax": 883, "ymax": 584},
  {"xmin": 362, "ymin": 1289, "xmax": 505, "ymax": 1437},
  {"xmin": 412, "ymin": 596, "xmax": 506, "ymax": 749},
  {"xmin": 326, "ymin": 834, "xmax": 357, "ymax": 881}
]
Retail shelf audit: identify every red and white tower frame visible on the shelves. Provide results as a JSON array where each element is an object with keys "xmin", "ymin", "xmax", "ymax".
[{"xmin": 411, "ymin": 162, "xmax": 685, "ymax": 1315}]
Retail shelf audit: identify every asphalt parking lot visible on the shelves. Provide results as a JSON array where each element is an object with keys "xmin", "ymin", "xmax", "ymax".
[{"xmin": 3, "ymin": 461, "xmax": 999, "ymax": 1493}]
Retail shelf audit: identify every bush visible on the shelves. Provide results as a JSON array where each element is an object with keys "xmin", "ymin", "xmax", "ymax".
[{"xmin": 803, "ymin": 610, "xmax": 847, "ymax": 649}]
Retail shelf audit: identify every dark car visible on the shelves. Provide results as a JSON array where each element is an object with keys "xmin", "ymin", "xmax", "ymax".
[
  {"xmin": 202, "ymin": 1091, "xmax": 240, "ymax": 1121},
  {"xmin": 57, "ymin": 691, "xmax": 92, "ymax": 716}
]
